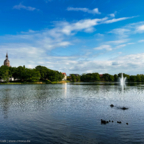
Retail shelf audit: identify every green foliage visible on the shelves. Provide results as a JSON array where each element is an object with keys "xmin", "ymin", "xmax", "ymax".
[
  {"xmin": 0, "ymin": 65, "xmax": 144, "ymax": 83},
  {"xmin": 81, "ymin": 73, "xmax": 100, "ymax": 82},
  {"xmin": 67, "ymin": 76, "xmax": 70, "ymax": 81},
  {"xmin": 25, "ymin": 69, "xmax": 41, "ymax": 82},
  {"xmin": 0, "ymin": 65, "xmax": 64, "ymax": 82},
  {"xmin": 114, "ymin": 74, "xmax": 118, "ymax": 81},
  {"xmin": 102, "ymin": 73, "xmax": 110, "ymax": 81},
  {"xmin": 35, "ymin": 65, "xmax": 63, "ymax": 82},
  {"xmin": 0, "ymin": 66, "xmax": 11, "ymax": 82},
  {"xmin": 70, "ymin": 74, "xmax": 81, "ymax": 82},
  {"xmin": 80, "ymin": 72, "xmax": 143, "ymax": 82},
  {"xmin": 45, "ymin": 79, "xmax": 52, "ymax": 84}
]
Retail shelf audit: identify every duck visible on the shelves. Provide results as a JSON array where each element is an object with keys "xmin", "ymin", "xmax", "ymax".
[
  {"xmin": 126, "ymin": 123, "xmax": 128, "ymax": 125},
  {"xmin": 101, "ymin": 119, "xmax": 107, "ymax": 124}
]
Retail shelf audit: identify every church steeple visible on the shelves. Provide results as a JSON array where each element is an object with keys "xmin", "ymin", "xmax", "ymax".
[
  {"xmin": 6, "ymin": 53, "xmax": 8, "ymax": 59},
  {"xmin": 4, "ymin": 53, "xmax": 10, "ymax": 67}
]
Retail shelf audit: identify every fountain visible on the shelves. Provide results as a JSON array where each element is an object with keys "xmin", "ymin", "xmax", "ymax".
[{"xmin": 119, "ymin": 73, "xmax": 126, "ymax": 86}]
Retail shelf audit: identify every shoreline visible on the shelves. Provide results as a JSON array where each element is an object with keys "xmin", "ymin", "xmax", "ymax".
[{"xmin": 0, "ymin": 80, "xmax": 70, "ymax": 85}]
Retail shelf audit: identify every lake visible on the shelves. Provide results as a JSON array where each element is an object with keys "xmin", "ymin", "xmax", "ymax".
[{"xmin": 0, "ymin": 82, "xmax": 144, "ymax": 144}]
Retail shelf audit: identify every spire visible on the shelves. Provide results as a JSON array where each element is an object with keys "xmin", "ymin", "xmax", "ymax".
[{"xmin": 6, "ymin": 53, "xmax": 8, "ymax": 59}]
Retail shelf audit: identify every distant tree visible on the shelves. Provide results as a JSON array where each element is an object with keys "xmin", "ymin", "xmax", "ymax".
[
  {"xmin": 109, "ymin": 75, "xmax": 114, "ymax": 81},
  {"xmin": 129, "ymin": 75, "xmax": 137, "ymax": 82},
  {"xmin": 71, "ymin": 74, "xmax": 76, "ymax": 82},
  {"xmin": 0, "ymin": 66, "xmax": 11, "ymax": 82},
  {"xmin": 114, "ymin": 74, "xmax": 118, "ymax": 82},
  {"xmin": 67, "ymin": 76, "xmax": 70, "ymax": 81},
  {"xmin": 103, "ymin": 73, "xmax": 110, "ymax": 81},
  {"xmin": 2, "ymin": 70, "xmax": 11, "ymax": 82},
  {"xmin": 9, "ymin": 67, "xmax": 18, "ymax": 80},
  {"xmin": 137, "ymin": 74, "xmax": 141, "ymax": 82},
  {"xmin": 16, "ymin": 66, "xmax": 26, "ymax": 81},
  {"xmin": 24, "ymin": 69, "xmax": 41, "ymax": 82},
  {"xmin": 92, "ymin": 73, "xmax": 100, "ymax": 81},
  {"xmin": 35, "ymin": 65, "xmax": 48, "ymax": 80},
  {"xmin": 141, "ymin": 75, "xmax": 144, "ymax": 82},
  {"xmin": 77, "ymin": 76, "xmax": 81, "ymax": 82}
]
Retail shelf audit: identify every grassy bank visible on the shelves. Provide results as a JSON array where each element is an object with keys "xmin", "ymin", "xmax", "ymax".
[
  {"xmin": 0, "ymin": 80, "xmax": 70, "ymax": 85},
  {"xmin": 51, "ymin": 80, "xmax": 70, "ymax": 84}
]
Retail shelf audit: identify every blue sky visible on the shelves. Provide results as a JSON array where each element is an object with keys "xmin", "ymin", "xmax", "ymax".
[{"xmin": 1, "ymin": 0, "xmax": 144, "ymax": 75}]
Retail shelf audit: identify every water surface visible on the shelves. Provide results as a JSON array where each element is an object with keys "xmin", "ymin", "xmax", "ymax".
[{"xmin": 0, "ymin": 82, "xmax": 144, "ymax": 143}]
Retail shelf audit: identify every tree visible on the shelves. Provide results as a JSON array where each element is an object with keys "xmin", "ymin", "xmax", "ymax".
[
  {"xmin": 25, "ymin": 69, "xmax": 41, "ymax": 82},
  {"xmin": 2, "ymin": 70, "xmax": 11, "ymax": 82},
  {"xmin": 109, "ymin": 75, "xmax": 114, "ymax": 81},
  {"xmin": 35, "ymin": 65, "xmax": 48, "ymax": 80},
  {"xmin": 9, "ymin": 67, "xmax": 17, "ymax": 80},
  {"xmin": 71, "ymin": 74, "xmax": 76, "ymax": 82},
  {"xmin": 103, "ymin": 73, "xmax": 110, "ymax": 81},
  {"xmin": 93, "ymin": 73, "xmax": 100, "ymax": 81},
  {"xmin": 114, "ymin": 74, "xmax": 118, "ymax": 82},
  {"xmin": 77, "ymin": 76, "xmax": 81, "ymax": 82},
  {"xmin": 129, "ymin": 75, "xmax": 137, "ymax": 82},
  {"xmin": 0, "ymin": 66, "xmax": 11, "ymax": 82},
  {"xmin": 137, "ymin": 74, "xmax": 141, "ymax": 82}
]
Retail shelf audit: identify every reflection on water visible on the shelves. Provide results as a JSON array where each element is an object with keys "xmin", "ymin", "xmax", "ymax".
[
  {"xmin": 0, "ymin": 83, "xmax": 144, "ymax": 143},
  {"xmin": 63, "ymin": 83, "xmax": 67, "ymax": 98}
]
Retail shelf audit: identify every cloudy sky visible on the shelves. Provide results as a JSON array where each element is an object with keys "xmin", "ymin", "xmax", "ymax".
[{"xmin": 1, "ymin": 0, "xmax": 144, "ymax": 75}]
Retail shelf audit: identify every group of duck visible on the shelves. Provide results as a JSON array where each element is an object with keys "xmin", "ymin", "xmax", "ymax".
[
  {"xmin": 101, "ymin": 104, "xmax": 129, "ymax": 125},
  {"xmin": 110, "ymin": 104, "xmax": 129, "ymax": 110},
  {"xmin": 101, "ymin": 119, "xmax": 128, "ymax": 125}
]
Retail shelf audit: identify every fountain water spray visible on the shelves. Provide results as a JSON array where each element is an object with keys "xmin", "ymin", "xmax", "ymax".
[{"xmin": 119, "ymin": 73, "xmax": 126, "ymax": 86}]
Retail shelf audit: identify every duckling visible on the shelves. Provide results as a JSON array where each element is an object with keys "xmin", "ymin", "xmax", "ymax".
[
  {"xmin": 110, "ymin": 104, "xmax": 114, "ymax": 107},
  {"xmin": 126, "ymin": 123, "xmax": 128, "ymax": 125},
  {"xmin": 121, "ymin": 107, "xmax": 128, "ymax": 110},
  {"xmin": 117, "ymin": 121, "xmax": 121, "ymax": 124}
]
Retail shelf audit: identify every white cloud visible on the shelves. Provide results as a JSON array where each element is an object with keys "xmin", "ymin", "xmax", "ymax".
[
  {"xmin": 94, "ymin": 43, "xmax": 126, "ymax": 51},
  {"xmin": 109, "ymin": 13, "xmax": 115, "ymax": 17},
  {"xmin": 127, "ymin": 43, "xmax": 135, "ymax": 45},
  {"xmin": 138, "ymin": 39, "xmax": 144, "ymax": 42},
  {"xmin": 107, "ymin": 39, "xmax": 128, "ymax": 44},
  {"xmin": 0, "ymin": 17, "xmax": 140, "ymax": 75},
  {"xmin": 109, "ymin": 11, "xmax": 117, "ymax": 17},
  {"xmin": 13, "ymin": 4, "xmax": 38, "ymax": 11},
  {"xmin": 60, "ymin": 18, "xmax": 107, "ymax": 35},
  {"xmin": 67, "ymin": 7, "xmax": 101, "ymax": 14},
  {"xmin": 104, "ymin": 17, "xmax": 132, "ymax": 24},
  {"xmin": 66, "ymin": 53, "xmax": 144, "ymax": 75},
  {"xmin": 109, "ymin": 28, "xmax": 130, "ymax": 38},
  {"xmin": 115, "ymin": 44, "xmax": 126, "ymax": 49},
  {"xmin": 96, "ymin": 33, "xmax": 104, "ymax": 37},
  {"xmin": 110, "ymin": 21, "xmax": 144, "ymax": 38},
  {"xmin": 94, "ymin": 45, "xmax": 112, "ymax": 51},
  {"xmin": 59, "ymin": 16, "xmax": 133, "ymax": 35},
  {"xmin": 136, "ymin": 25, "xmax": 144, "ymax": 32}
]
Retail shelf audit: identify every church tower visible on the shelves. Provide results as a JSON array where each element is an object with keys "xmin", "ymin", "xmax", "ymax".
[{"xmin": 4, "ymin": 53, "xmax": 10, "ymax": 67}]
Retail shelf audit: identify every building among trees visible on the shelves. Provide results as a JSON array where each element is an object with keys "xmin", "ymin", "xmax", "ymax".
[
  {"xmin": 4, "ymin": 53, "xmax": 10, "ymax": 67},
  {"xmin": 62, "ymin": 73, "xmax": 67, "ymax": 80}
]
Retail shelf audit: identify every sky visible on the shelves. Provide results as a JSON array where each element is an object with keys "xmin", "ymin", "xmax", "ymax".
[{"xmin": 0, "ymin": 0, "xmax": 144, "ymax": 75}]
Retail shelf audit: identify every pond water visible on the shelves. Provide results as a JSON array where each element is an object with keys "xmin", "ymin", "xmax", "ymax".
[{"xmin": 0, "ymin": 82, "xmax": 144, "ymax": 144}]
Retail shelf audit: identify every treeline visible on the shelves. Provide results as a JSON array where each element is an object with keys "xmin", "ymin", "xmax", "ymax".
[
  {"xmin": 68, "ymin": 73, "xmax": 144, "ymax": 82},
  {"xmin": 0, "ymin": 65, "xmax": 64, "ymax": 82}
]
